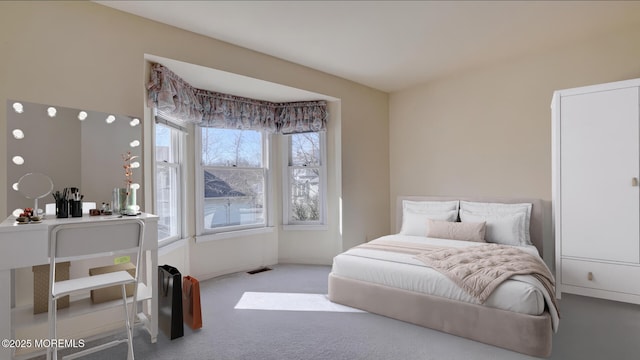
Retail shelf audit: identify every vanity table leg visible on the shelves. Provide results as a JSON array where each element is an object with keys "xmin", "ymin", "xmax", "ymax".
[
  {"xmin": 1, "ymin": 269, "xmax": 13, "ymax": 359},
  {"xmin": 150, "ymin": 248, "xmax": 158, "ymax": 343}
]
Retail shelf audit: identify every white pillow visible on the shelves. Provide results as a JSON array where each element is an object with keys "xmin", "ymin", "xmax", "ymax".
[
  {"xmin": 459, "ymin": 201, "xmax": 532, "ymax": 245},
  {"xmin": 459, "ymin": 210, "xmax": 527, "ymax": 246},
  {"xmin": 400, "ymin": 209, "xmax": 458, "ymax": 236},
  {"xmin": 403, "ymin": 200, "xmax": 459, "ymax": 213}
]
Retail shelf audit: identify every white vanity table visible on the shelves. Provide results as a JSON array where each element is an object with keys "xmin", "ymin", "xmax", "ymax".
[{"xmin": 0, "ymin": 213, "xmax": 158, "ymax": 359}]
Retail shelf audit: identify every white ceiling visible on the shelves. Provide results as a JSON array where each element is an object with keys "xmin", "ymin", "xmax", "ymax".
[{"xmin": 97, "ymin": 1, "xmax": 640, "ymax": 93}]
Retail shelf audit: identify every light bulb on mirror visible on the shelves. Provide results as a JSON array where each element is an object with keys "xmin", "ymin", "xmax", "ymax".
[
  {"xmin": 12, "ymin": 156, "xmax": 24, "ymax": 165},
  {"xmin": 12, "ymin": 129, "xmax": 24, "ymax": 139},
  {"xmin": 12, "ymin": 102, "xmax": 23, "ymax": 114}
]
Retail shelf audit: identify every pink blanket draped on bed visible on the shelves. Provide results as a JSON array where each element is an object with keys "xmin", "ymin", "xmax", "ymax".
[{"xmin": 413, "ymin": 243, "xmax": 557, "ymax": 307}]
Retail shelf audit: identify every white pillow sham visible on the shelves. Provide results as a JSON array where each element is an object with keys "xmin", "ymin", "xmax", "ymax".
[
  {"xmin": 459, "ymin": 201, "xmax": 532, "ymax": 245},
  {"xmin": 459, "ymin": 210, "xmax": 526, "ymax": 246},
  {"xmin": 400, "ymin": 209, "xmax": 458, "ymax": 236},
  {"xmin": 403, "ymin": 200, "xmax": 459, "ymax": 213}
]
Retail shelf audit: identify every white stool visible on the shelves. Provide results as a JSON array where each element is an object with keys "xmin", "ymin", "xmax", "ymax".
[{"xmin": 47, "ymin": 219, "xmax": 145, "ymax": 360}]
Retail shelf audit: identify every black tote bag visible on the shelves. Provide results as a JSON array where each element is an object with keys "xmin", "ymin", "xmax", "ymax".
[{"xmin": 158, "ymin": 264, "xmax": 184, "ymax": 339}]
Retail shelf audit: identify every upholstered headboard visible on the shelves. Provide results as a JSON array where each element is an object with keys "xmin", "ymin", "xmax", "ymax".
[{"xmin": 396, "ymin": 195, "xmax": 544, "ymax": 257}]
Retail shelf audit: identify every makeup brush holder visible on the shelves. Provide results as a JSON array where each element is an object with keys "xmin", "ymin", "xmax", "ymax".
[
  {"xmin": 56, "ymin": 199, "xmax": 68, "ymax": 219},
  {"xmin": 70, "ymin": 200, "xmax": 82, "ymax": 217}
]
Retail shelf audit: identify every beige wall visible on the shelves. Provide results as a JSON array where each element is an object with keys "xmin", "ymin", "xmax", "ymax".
[
  {"xmin": 389, "ymin": 24, "xmax": 640, "ymax": 262},
  {"xmin": 0, "ymin": 2, "xmax": 390, "ymax": 281},
  {"xmin": 390, "ymin": 23, "xmax": 640, "ymax": 213}
]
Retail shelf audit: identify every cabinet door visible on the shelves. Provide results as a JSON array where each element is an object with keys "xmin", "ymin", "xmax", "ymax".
[{"xmin": 560, "ymin": 86, "xmax": 639, "ymax": 263}]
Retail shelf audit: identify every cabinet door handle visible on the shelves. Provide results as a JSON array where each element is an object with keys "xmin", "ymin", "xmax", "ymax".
[
  {"xmin": 588, "ymin": 272, "xmax": 594, "ymax": 281},
  {"xmin": 633, "ymin": 177, "xmax": 639, "ymax": 187}
]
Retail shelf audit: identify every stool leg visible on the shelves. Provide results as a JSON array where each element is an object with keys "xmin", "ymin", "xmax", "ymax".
[
  {"xmin": 48, "ymin": 297, "xmax": 58, "ymax": 360},
  {"xmin": 122, "ymin": 284, "xmax": 134, "ymax": 360},
  {"xmin": 47, "ymin": 296, "xmax": 53, "ymax": 360}
]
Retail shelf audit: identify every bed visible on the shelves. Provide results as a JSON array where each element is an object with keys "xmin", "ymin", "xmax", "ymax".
[{"xmin": 328, "ymin": 196, "xmax": 557, "ymax": 357}]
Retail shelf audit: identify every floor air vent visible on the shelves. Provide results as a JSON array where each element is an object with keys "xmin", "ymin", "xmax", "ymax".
[{"xmin": 247, "ymin": 267, "xmax": 272, "ymax": 275}]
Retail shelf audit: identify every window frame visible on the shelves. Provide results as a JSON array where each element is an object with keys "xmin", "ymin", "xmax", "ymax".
[
  {"xmin": 282, "ymin": 131, "xmax": 327, "ymax": 229},
  {"xmin": 196, "ymin": 127, "xmax": 271, "ymax": 237},
  {"xmin": 153, "ymin": 121, "xmax": 185, "ymax": 247}
]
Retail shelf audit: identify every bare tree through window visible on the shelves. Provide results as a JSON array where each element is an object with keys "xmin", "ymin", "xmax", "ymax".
[
  {"xmin": 289, "ymin": 132, "xmax": 321, "ymax": 222},
  {"xmin": 201, "ymin": 128, "xmax": 265, "ymax": 228}
]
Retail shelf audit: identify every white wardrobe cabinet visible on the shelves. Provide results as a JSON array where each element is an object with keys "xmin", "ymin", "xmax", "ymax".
[{"xmin": 552, "ymin": 78, "xmax": 640, "ymax": 304}]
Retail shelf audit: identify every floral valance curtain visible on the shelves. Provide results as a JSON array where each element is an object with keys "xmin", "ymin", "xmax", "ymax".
[
  {"xmin": 196, "ymin": 89, "xmax": 278, "ymax": 132},
  {"xmin": 276, "ymin": 101, "xmax": 327, "ymax": 134},
  {"xmin": 147, "ymin": 63, "xmax": 328, "ymax": 134},
  {"xmin": 147, "ymin": 63, "xmax": 203, "ymax": 124}
]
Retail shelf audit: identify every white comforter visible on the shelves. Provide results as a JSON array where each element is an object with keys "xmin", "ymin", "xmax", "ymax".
[{"xmin": 331, "ymin": 235, "xmax": 559, "ymax": 331}]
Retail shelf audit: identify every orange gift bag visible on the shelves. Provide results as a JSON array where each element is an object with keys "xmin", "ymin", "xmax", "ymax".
[{"xmin": 182, "ymin": 275, "xmax": 203, "ymax": 330}]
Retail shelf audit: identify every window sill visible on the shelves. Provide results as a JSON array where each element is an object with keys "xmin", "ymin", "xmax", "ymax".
[
  {"xmin": 158, "ymin": 237, "xmax": 189, "ymax": 255},
  {"xmin": 195, "ymin": 226, "xmax": 275, "ymax": 243},
  {"xmin": 282, "ymin": 224, "xmax": 328, "ymax": 231}
]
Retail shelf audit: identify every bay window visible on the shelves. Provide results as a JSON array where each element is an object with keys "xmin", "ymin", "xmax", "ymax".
[{"xmin": 147, "ymin": 64, "xmax": 328, "ymax": 237}]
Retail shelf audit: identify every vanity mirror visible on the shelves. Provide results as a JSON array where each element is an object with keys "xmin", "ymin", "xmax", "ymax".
[{"xmin": 6, "ymin": 100, "xmax": 143, "ymax": 216}]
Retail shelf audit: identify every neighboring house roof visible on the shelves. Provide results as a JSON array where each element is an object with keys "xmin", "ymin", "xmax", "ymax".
[
  {"xmin": 204, "ymin": 171, "xmax": 245, "ymax": 198},
  {"xmin": 297, "ymin": 174, "xmax": 319, "ymax": 183}
]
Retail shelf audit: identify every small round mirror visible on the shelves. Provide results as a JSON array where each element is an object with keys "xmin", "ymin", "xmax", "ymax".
[
  {"xmin": 17, "ymin": 173, "xmax": 54, "ymax": 199},
  {"xmin": 17, "ymin": 173, "xmax": 53, "ymax": 214}
]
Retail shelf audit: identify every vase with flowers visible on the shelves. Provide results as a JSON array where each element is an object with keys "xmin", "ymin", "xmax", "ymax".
[{"xmin": 122, "ymin": 151, "xmax": 139, "ymax": 215}]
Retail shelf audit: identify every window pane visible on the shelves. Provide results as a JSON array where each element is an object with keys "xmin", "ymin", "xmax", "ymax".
[
  {"xmin": 203, "ymin": 168, "xmax": 265, "ymax": 228},
  {"xmin": 156, "ymin": 125, "xmax": 172, "ymax": 162},
  {"xmin": 157, "ymin": 164, "xmax": 179, "ymax": 240},
  {"xmin": 289, "ymin": 167, "xmax": 320, "ymax": 221},
  {"xmin": 290, "ymin": 132, "xmax": 320, "ymax": 166},
  {"xmin": 201, "ymin": 128, "xmax": 262, "ymax": 167}
]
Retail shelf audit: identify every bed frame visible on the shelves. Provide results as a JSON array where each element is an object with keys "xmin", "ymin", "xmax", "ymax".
[{"xmin": 328, "ymin": 195, "xmax": 552, "ymax": 357}]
